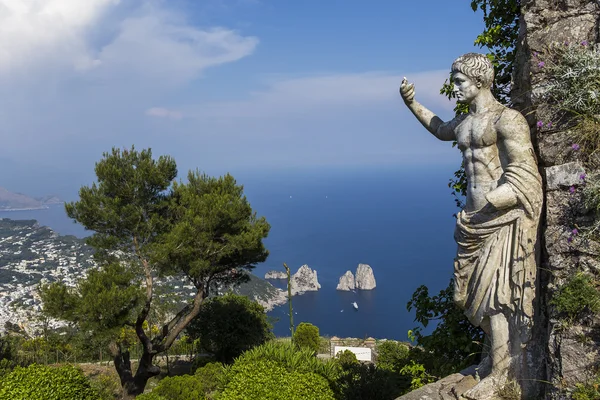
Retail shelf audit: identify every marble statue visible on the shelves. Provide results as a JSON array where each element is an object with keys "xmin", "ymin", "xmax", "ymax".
[{"xmin": 400, "ymin": 53, "xmax": 542, "ymax": 398}]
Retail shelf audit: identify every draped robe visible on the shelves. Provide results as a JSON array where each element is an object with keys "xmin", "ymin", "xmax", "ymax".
[{"xmin": 453, "ymin": 162, "xmax": 543, "ymax": 339}]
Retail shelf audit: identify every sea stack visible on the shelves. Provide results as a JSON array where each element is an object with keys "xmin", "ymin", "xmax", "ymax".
[
  {"xmin": 336, "ymin": 271, "xmax": 356, "ymax": 291},
  {"xmin": 355, "ymin": 263, "xmax": 376, "ymax": 290},
  {"xmin": 290, "ymin": 264, "xmax": 321, "ymax": 295}
]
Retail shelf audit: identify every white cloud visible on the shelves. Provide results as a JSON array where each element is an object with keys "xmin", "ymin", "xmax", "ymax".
[
  {"xmin": 0, "ymin": 0, "xmax": 259, "ymax": 154},
  {"xmin": 0, "ymin": 0, "xmax": 259, "ymax": 82},
  {"xmin": 0, "ymin": 0, "xmax": 118, "ymax": 75},
  {"xmin": 146, "ymin": 107, "xmax": 183, "ymax": 120}
]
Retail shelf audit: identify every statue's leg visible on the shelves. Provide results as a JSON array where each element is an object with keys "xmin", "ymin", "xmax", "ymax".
[
  {"xmin": 463, "ymin": 312, "xmax": 510, "ymax": 400},
  {"xmin": 475, "ymin": 317, "xmax": 492, "ymax": 379},
  {"xmin": 489, "ymin": 312, "xmax": 510, "ymax": 375}
]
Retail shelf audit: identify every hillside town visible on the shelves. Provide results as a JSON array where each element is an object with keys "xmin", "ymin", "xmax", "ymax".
[{"xmin": 0, "ymin": 218, "xmax": 288, "ymax": 336}]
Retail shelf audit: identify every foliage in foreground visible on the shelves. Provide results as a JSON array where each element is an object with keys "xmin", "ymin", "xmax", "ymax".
[
  {"xmin": 137, "ymin": 362, "xmax": 224, "ymax": 400},
  {"xmin": 0, "ymin": 364, "xmax": 99, "ymax": 400},
  {"xmin": 572, "ymin": 375, "xmax": 600, "ymax": 400},
  {"xmin": 39, "ymin": 146, "xmax": 270, "ymax": 396},
  {"xmin": 229, "ymin": 341, "xmax": 341, "ymax": 384},
  {"xmin": 407, "ymin": 280, "xmax": 484, "ymax": 377},
  {"xmin": 551, "ymin": 272, "xmax": 600, "ymax": 323},
  {"xmin": 219, "ymin": 359, "xmax": 335, "ymax": 400},
  {"xmin": 186, "ymin": 293, "xmax": 274, "ymax": 363}
]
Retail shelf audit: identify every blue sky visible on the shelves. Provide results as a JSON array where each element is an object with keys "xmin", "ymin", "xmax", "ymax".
[{"xmin": 0, "ymin": 0, "xmax": 486, "ymax": 197}]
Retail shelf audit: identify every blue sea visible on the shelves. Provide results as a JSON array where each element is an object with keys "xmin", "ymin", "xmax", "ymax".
[{"xmin": 1, "ymin": 164, "xmax": 460, "ymax": 341}]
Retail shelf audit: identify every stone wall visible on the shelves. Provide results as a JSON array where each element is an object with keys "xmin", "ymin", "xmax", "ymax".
[{"xmin": 512, "ymin": 0, "xmax": 600, "ymax": 397}]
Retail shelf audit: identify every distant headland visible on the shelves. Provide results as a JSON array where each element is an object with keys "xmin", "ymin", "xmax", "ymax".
[{"xmin": 0, "ymin": 187, "xmax": 63, "ymax": 211}]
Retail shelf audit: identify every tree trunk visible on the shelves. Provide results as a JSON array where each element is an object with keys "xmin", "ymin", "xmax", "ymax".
[{"xmin": 111, "ymin": 343, "xmax": 161, "ymax": 397}]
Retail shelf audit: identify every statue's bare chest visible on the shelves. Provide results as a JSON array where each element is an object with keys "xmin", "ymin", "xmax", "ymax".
[{"xmin": 455, "ymin": 114, "xmax": 498, "ymax": 151}]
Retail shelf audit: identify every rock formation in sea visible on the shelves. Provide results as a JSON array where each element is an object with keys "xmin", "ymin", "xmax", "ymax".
[
  {"xmin": 264, "ymin": 270, "xmax": 287, "ymax": 280},
  {"xmin": 355, "ymin": 263, "xmax": 376, "ymax": 290},
  {"xmin": 336, "ymin": 270, "xmax": 356, "ymax": 291},
  {"xmin": 290, "ymin": 264, "xmax": 321, "ymax": 295}
]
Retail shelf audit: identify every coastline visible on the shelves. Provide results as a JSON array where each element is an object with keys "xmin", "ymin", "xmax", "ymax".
[{"xmin": 0, "ymin": 206, "xmax": 50, "ymax": 212}]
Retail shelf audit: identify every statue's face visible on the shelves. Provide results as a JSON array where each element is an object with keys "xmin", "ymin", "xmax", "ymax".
[{"xmin": 452, "ymin": 72, "xmax": 480, "ymax": 104}]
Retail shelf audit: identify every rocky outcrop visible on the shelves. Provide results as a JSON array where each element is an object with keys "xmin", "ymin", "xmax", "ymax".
[
  {"xmin": 511, "ymin": 1, "xmax": 600, "ymax": 397},
  {"xmin": 336, "ymin": 271, "xmax": 355, "ymax": 291},
  {"xmin": 252, "ymin": 288, "xmax": 288, "ymax": 312},
  {"xmin": 394, "ymin": 367, "xmax": 478, "ymax": 400},
  {"xmin": 355, "ymin": 263, "xmax": 376, "ymax": 290},
  {"xmin": 290, "ymin": 264, "xmax": 320, "ymax": 295},
  {"xmin": 264, "ymin": 270, "xmax": 287, "ymax": 280}
]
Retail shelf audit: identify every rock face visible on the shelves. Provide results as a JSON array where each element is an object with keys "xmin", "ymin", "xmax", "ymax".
[
  {"xmin": 355, "ymin": 264, "xmax": 376, "ymax": 290},
  {"xmin": 290, "ymin": 264, "xmax": 321, "ymax": 295},
  {"xmin": 511, "ymin": 1, "xmax": 600, "ymax": 397},
  {"xmin": 336, "ymin": 271, "xmax": 355, "ymax": 291},
  {"xmin": 264, "ymin": 270, "xmax": 287, "ymax": 280},
  {"xmin": 395, "ymin": 367, "xmax": 478, "ymax": 400}
]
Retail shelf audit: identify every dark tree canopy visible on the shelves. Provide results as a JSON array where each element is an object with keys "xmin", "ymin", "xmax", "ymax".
[
  {"xmin": 186, "ymin": 293, "xmax": 274, "ymax": 363},
  {"xmin": 40, "ymin": 146, "xmax": 270, "ymax": 396}
]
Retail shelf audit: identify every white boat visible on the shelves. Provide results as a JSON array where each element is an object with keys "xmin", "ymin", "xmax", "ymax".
[{"xmin": 352, "ymin": 301, "xmax": 358, "ymax": 310}]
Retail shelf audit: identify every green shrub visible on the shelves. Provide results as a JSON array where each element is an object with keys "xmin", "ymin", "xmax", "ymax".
[
  {"xmin": 293, "ymin": 322, "xmax": 320, "ymax": 354},
  {"xmin": 398, "ymin": 360, "xmax": 435, "ymax": 392},
  {"xmin": 407, "ymin": 281, "xmax": 484, "ymax": 376},
  {"xmin": 376, "ymin": 341, "xmax": 410, "ymax": 372},
  {"xmin": 572, "ymin": 375, "xmax": 600, "ymax": 400},
  {"xmin": 89, "ymin": 373, "xmax": 121, "ymax": 400},
  {"xmin": 194, "ymin": 362, "xmax": 225, "ymax": 397},
  {"xmin": 551, "ymin": 272, "xmax": 600, "ymax": 322},
  {"xmin": 336, "ymin": 349, "xmax": 359, "ymax": 368},
  {"xmin": 0, "ymin": 359, "xmax": 14, "ymax": 379},
  {"xmin": 333, "ymin": 363, "xmax": 406, "ymax": 400},
  {"xmin": 231, "ymin": 341, "xmax": 340, "ymax": 383},
  {"xmin": 186, "ymin": 293, "xmax": 274, "ymax": 363},
  {"xmin": 219, "ymin": 360, "xmax": 335, "ymax": 400},
  {"xmin": 137, "ymin": 362, "xmax": 224, "ymax": 400},
  {"xmin": 137, "ymin": 375, "xmax": 207, "ymax": 400},
  {"xmin": 0, "ymin": 364, "xmax": 100, "ymax": 400}
]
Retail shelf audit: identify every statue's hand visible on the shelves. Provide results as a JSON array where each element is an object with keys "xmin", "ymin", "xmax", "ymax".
[{"xmin": 400, "ymin": 77, "xmax": 415, "ymax": 104}]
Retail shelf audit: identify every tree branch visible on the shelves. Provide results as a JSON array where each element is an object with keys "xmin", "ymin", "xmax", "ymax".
[{"xmin": 156, "ymin": 288, "xmax": 205, "ymax": 352}]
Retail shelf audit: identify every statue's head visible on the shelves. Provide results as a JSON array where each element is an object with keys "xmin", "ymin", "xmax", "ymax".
[{"xmin": 451, "ymin": 53, "xmax": 494, "ymax": 89}]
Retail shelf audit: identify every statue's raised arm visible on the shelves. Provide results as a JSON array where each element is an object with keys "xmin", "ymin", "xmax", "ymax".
[{"xmin": 399, "ymin": 77, "xmax": 458, "ymax": 141}]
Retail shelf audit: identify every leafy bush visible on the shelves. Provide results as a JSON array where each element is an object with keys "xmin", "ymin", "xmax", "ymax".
[
  {"xmin": 542, "ymin": 42, "xmax": 600, "ymax": 119},
  {"xmin": 137, "ymin": 375, "xmax": 208, "ymax": 400},
  {"xmin": 293, "ymin": 322, "xmax": 320, "ymax": 354},
  {"xmin": 551, "ymin": 272, "xmax": 600, "ymax": 322},
  {"xmin": 398, "ymin": 360, "xmax": 435, "ymax": 392},
  {"xmin": 376, "ymin": 341, "xmax": 410, "ymax": 372},
  {"xmin": 0, "ymin": 364, "xmax": 100, "ymax": 400},
  {"xmin": 194, "ymin": 362, "xmax": 225, "ymax": 398},
  {"xmin": 407, "ymin": 281, "xmax": 484, "ymax": 376},
  {"xmin": 334, "ymin": 363, "xmax": 406, "ymax": 400},
  {"xmin": 186, "ymin": 293, "xmax": 274, "ymax": 363},
  {"xmin": 219, "ymin": 360, "xmax": 335, "ymax": 400},
  {"xmin": 89, "ymin": 373, "xmax": 121, "ymax": 400},
  {"xmin": 137, "ymin": 363, "xmax": 224, "ymax": 400},
  {"xmin": 231, "ymin": 341, "xmax": 340, "ymax": 383},
  {"xmin": 336, "ymin": 349, "xmax": 359, "ymax": 368},
  {"xmin": 572, "ymin": 376, "xmax": 600, "ymax": 400}
]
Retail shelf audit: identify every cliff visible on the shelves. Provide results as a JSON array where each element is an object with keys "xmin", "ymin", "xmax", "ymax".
[
  {"xmin": 355, "ymin": 263, "xmax": 376, "ymax": 290},
  {"xmin": 290, "ymin": 264, "xmax": 321, "ymax": 295},
  {"xmin": 336, "ymin": 270, "xmax": 355, "ymax": 291}
]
